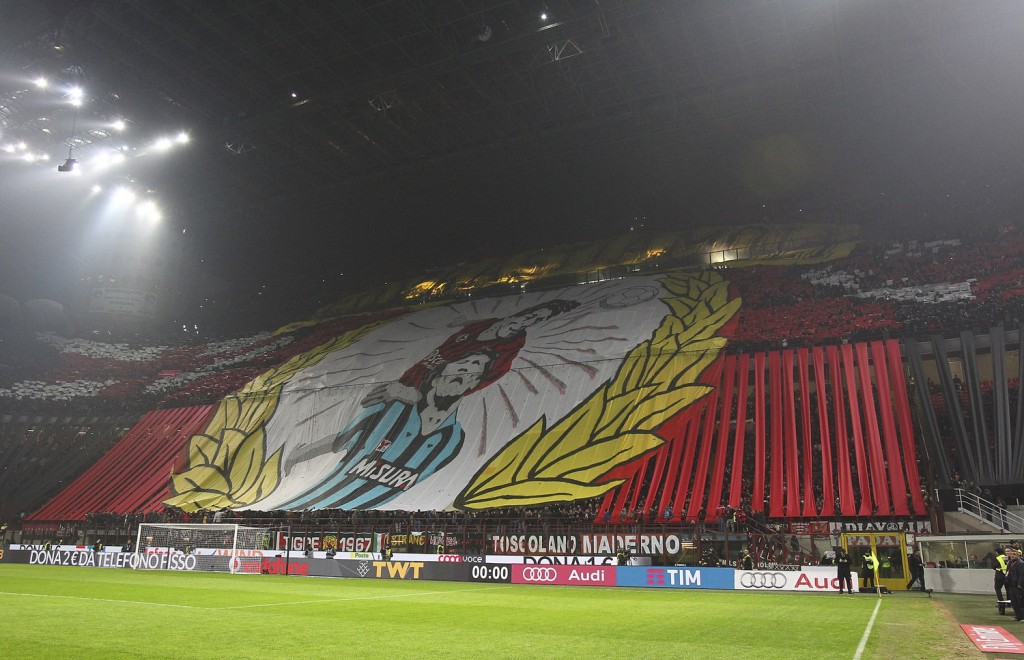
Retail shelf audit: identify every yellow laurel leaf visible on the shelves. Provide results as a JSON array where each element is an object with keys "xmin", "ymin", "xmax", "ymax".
[
  {"xmin": 190, "ymin": 492, "xmax": 232, "ymax": 510},
  {"xmin": 682, "ymin": 298, "xmax": 740, "ymax": 341},
  {"xmin": 170, "ymin": 465, "xmax": 230, "ymax": 497},
  {"xmin": 642, "ymin": 352, "xmax": 686, "ymax": 390},
  {"xmin": 520, "ymin": 401, "xmax": 605, "ymax": 475},
  {"xmin": 207, "ymin": 401, "xmax": 231, "ymax": 437},
  {"xmin": 164, "ymin": 316, "xmax": 396, "ymax": 512},
  {"xmin": 667, "ymin": 345, "xmax": 724, "ymax": 390},
  {"xmin": 621, "ymin": 386, "xmax": 712, "ymax": 433},
  {"xmin": 228, "ymin": 426, "xmax": 266, "ymax": 494},
  {"xmin": 595, "ymin": 384, "xmax": 659, "ymax": 436},
  {"xmin": 164, "ymin": 491, "xmax": 230, "ymax": 512},
  {"xmin": 459, "ymin": 479, "xmax": 624, "ymax": 509},
  {"xmin": 706, "ymin": 278, "xmax": 731, "ymax": 308},
  {"xmin": 659, "ymin": 274, "xmax": 693, "ymax": 297},
  {"xmin": 457, "ymin": 270, "xmax": 738, "ymax": 511},
  {"xmin": 619, "ymin": 343, "xmax": 653, "ymax": 394},
  {"xmin": 536, "ymin": 431, "xmax": 664, "ymax": 481},
  {"xmin": 595, "ymin": 384, "xmax": 706, "ymax": 438},
  {"xmin": 160, "ymin": 493, "xmax": 202, "ymax": 513},
  {"xmin": 652, "ymin": 313, "xmax": 686, "ymax": 346},
  {"xmin": 235, "ymin": 392, "xmax": 278, "ymax": 430},
  {"xmin": 232, "ymin": 449, "xmax": 282, "ymax": 503},
  {"xmin": 186, "ymin": 434, "xmax": 221, "ymax": 465},
  {"xmin": 211, "ymin": 428, "xmax": 248, "ymax": 466},
  {"xmin": 466, "ymin": 418, "xmax": 547, "ymax": 496},
  {"xmin": 664, "ymin": 296, "xmax": 695, "ymax": 319}
]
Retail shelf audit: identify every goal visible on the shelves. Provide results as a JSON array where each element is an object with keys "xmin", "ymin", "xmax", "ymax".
[{"xmin": 134, "ymin": 523, "xmax": 270, "ymax": 573}]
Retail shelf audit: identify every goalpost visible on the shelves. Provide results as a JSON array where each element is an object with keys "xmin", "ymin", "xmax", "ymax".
[{"xmin": 134, "ymin": 523, "xmax": 271, "ymax": 573}]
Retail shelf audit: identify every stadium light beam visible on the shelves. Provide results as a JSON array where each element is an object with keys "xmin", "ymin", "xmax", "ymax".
[{"xmin": 113, "ymin": 186, "xmax": 136, "ymax": 204}]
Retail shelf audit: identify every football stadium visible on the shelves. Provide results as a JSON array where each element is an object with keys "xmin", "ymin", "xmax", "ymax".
[{"xmin": 2, "ymin": 2, "xmax": 1024, "ymax": 658}]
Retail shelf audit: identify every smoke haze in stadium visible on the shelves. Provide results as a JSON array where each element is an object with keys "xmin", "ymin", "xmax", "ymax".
[{"xmin": 1, "ymin": 1, "xmax": 1023, "ymax": 324}]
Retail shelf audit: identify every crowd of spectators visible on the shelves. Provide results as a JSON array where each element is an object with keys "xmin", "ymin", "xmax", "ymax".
[
  {"xmin": 0, "ymin": 423, "xmax": 126, "ymax": 522},
  {"xmin": 0, "ymin": 309, "xmax": 404, "ymax": 416},
  {"xmin": 5, "ymin": 227, "xmax": 1024, "ymax": 411},
  {"xmin": 727, "ymin": 226, "xmax": 1024, "ymax": 351},
  {"xmin": 6, "ymin": 225, "xmax": 1024, "ymax": 528}
]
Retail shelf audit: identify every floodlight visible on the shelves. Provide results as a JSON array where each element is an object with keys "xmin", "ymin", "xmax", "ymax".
[
  {"xmin": 33, "ymin": 76, "xmax": 48, "ymax": 89},
  {"xmin": 57, "ymin": 158, "xmax": 76, "ymax": 172},
  {"xmin": 113, "ymin": 186, "xmax": 136, "ymax": 203},
  {"xmin": 136, "ymin": 199, "xmax": 162, "ymax": 223},
  {"xmin": 153, "ymin": 137, "xmax": 173, "ymax": 151},
  {"xmin": 112, "ymin": 119, "xmax": 126, "ymax": 131},
  {"xmin": 175, "ymin": 131, "xmax": 190, "ymax": 144}
]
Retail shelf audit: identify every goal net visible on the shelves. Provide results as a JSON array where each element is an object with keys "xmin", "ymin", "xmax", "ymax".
[{"xmin": 134, "ymin": 523, "xmax": 270, "ymax": 573}]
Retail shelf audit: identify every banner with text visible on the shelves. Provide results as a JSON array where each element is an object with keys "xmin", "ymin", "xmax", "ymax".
[
  {"xmin": 734, "ymin": 569, "xmax": 859, "ymax": 592},
  {"xmin": 616, "ymin": 566, "xmax": 734, "ymax": 590},
  {"xmin": 512, "ymin": 564, "xmax": 616, "ymax": 587}
]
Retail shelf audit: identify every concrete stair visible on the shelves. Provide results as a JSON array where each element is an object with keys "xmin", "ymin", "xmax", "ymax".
[{"xmin": 943, "ymin": 510, "xmax": 1004, "ymax": 533}]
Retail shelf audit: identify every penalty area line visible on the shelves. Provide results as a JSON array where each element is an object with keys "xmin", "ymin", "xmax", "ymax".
[
  {"xmin": 216, "ymin": 584, "xmax": 512, "ymax": 610},
  {"xmin": 853, "ymin": 597, "xmax": 883, "ymax": 660},
  {"xmin": 0, "ymin": 590, "xmax": 207, "ymax": 610}
]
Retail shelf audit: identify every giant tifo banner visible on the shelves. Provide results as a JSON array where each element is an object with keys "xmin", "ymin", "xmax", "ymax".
[{"xmin": 163, "ymin": 271, "xmax": 739, "ymax": 512}]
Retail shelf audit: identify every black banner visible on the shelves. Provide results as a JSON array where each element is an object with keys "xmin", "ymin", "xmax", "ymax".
[
  {"xmin": 0, "ymin": 549, "xmax": 208, "ymax": 571},
  {"xmin": 0, "ymin": 548, "xmax": 512, "ymax": 583},
  {"xmin": 314, "ymin": 559, "xmax": 510, "ymax": 583}
]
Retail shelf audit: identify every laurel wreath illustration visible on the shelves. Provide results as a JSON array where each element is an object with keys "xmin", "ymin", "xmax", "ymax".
[
  {"xmin": 163, "ymin": 270, "xmax": 738, "ymax": 512},
  {"xmin": 163, "ymin": 321, "xmax": 392, "ymax": 512},
  {"xmin": 454, "ymin": 269, "xmax": 740, "ymax": 509}
]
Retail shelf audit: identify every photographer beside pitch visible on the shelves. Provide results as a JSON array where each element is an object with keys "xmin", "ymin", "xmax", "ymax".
[
  {"xmin": 835, "ymin": 547, "xmax": 854, "ymax": 594},
  {"xmin": 1005, "ymin": 546, "xmax": 1024, "ymax": 621}
]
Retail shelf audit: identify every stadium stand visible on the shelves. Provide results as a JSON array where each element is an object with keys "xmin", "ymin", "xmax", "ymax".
[{"xmin": 2, "ymin": 225, "xmax": 1024, "ymax": 546}]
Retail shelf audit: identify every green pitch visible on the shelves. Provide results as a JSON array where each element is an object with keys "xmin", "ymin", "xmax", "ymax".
[{"xmin": 0, "ymin": 565, "xmax": 991, "ymax": 658}]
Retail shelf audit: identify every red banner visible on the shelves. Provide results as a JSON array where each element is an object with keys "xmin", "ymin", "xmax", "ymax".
[
  {"xmin": 512, "ymin": 564, "xmax": 615, "ymax": 587},
  {"xmin": 960, "ymin": 625, "xmax": 1024, "ymax": 654}
]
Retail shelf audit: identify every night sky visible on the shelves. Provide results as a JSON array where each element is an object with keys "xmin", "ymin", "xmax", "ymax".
[{"xmin": 2, "ymin": 1, "xmax": 1024, "ymax": 327}]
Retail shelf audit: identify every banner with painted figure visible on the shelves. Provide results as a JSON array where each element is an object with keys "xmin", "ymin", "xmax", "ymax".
[{"xmin": 163, "ymin": 270, "xmax": 738, "ymax": 512}]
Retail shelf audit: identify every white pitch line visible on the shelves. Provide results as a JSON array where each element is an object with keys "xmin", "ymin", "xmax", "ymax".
[
  {"xmin": 853, "ymin": 597, "xmax": 883, "ymax": 660},
  {"xmin": 0, "ymin": 590, "xmax": 206, "ymax": 610}
]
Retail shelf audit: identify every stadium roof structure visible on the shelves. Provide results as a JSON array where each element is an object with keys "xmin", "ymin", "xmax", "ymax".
[{"xmin": 2, "ymin": 1, "xmax": 1023, "ymax": 307}]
